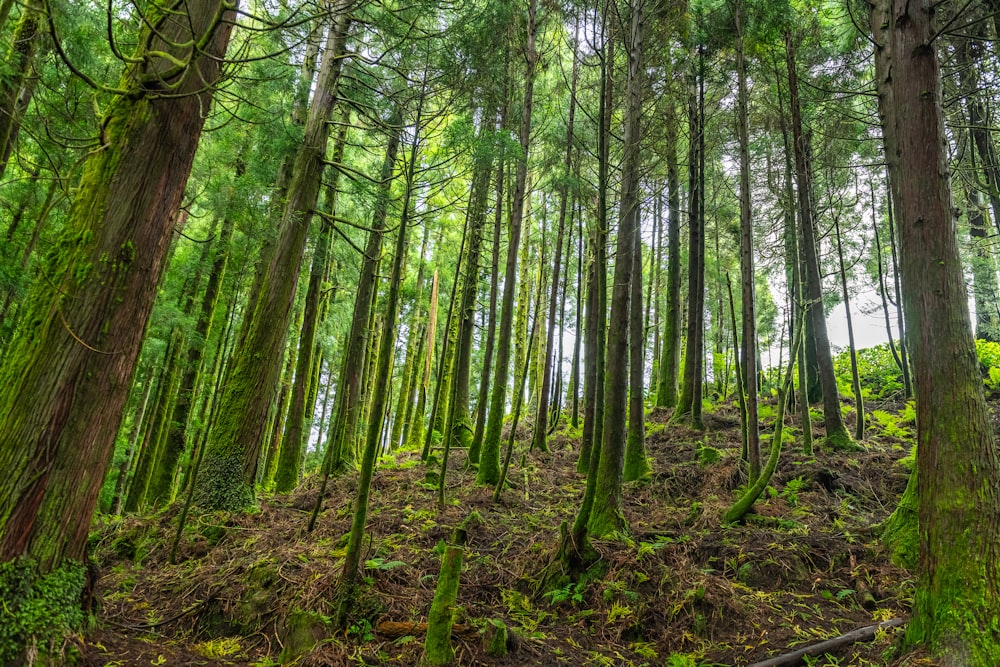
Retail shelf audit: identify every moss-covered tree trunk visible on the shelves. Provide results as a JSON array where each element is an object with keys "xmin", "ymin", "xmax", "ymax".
[
  {"xmin": 195, "ymin": 6, "xmax": 351, "ymax": 510},
  {"xmin": 533, "ymin": 25, "xmax": 578, "ymax": 452},
  {"xmin": 588, "ymin": 1, "xmax": 643, "ymax": 537},
  {"xmin": 673, "ymin": 47, "xmax": 705, "ymax": 430},
  {"xmin": 148, "ymin": 215, "xmax": 234, "ymax": 508},
  {"xmin": 274, "ymin": 216, "xmax": 333, "ymax": 492},
  {"xmin": 335, "ymin": 84, "xmax": 422, "ymax": 627},
  {"xmin": 785, "ymin": 32, "xmax": 852, "ymax": 450},
  {"xmin": 578, "ymin": 22, "xmax": 611, "ymax": 476},
  {"xmin": 450, "ymin": 126, "xmax": 494, "ymax": 454},
  {"xmin": 872, "ymin": 0, "xmax": 1000, "ymax": 660},
  {"xmin": 477, "ymin": 0, "xmax": 538, "ymax": 486},
  {"xmin": 0, "ymin": 4, "xmax": 41, "ymax": 180},
  {"xmin": 0, "ymin": 0, "xmax": 234, "ymax": 617},
  {"xmin": 735, "ymin": 4, "xmax": 759, "ymax": 480},
  {"xmin": 624, "ymin": 208, "xmax": 649, "ymax": 482},
  {"xmin": 469, "ymin": 149, "xmax": 505, "ymax": 462},
  {"xmin": 656, "ymin": 109, "xmax": 682, "ymax": 409}
]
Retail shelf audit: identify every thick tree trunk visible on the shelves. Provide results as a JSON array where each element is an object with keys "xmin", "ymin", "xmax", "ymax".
[
  {"xmin": 0, "ymin": 0, "xmax": 235, "ymax": 581},
  {"xmin": 196, "ymin": 6, "xmax": 351, "ymax": 510},
  {"xmin": 872, "ymin": 0, "xmax": 1000, "ymax": 660}
]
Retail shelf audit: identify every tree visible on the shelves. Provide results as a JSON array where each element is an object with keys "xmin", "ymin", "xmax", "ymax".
[
  {"xmin": 0, "ymin": 0, "xmax": 235, "ymax": 656},
  {"xmin": 587, "ymin": 0, "xmax": 645, "ymax": 538},
  {"xmin": 195, "ymin": 3, "xmax": 352, "ymax": 510},
  {"xmin": 784, "ymin": 31, "xmax": 852, "ymax": 450},
  {"xmin": 478, "ymin": 0, "xmax": 539, "ymax": 487},
  {"xmin": 872, "ymin": 0, "xmax": 1000, "ymax": 660}
]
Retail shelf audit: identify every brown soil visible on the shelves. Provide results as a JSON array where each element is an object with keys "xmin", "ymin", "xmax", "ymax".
[{"xmin": 84, "ymin": 402, "xmax": 917, "ymax": 666}]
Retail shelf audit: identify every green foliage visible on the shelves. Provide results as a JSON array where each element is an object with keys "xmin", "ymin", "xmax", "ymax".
[
  {"xmin": 870, "ymin": 410, "xmax": 913, "ymax": 440},
  {"xmin": 976, "ymin": 339, "xmax": 1000, "ymax": 396},
  {"xmin": 0, "ymin": 558, "xmax": 87, "ymax": 664},
  {"xmin": 833, "ymin": 344, "xmax": 903, "ymax": 399},
  {"xmin": 542, "ymin": 580, "xmax": 586, "ymax": 605}
]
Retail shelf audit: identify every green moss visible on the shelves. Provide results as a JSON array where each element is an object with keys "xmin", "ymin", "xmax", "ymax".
[
  {"xmin": 881, "ymin": 467, "xmax": 917, "ymax": 570},
  {"xmin": 0, "ymin": 558, "xmax": 87, "ymax": 664},
  {"xmin": 279, "ymin": 609, "xmax": 332, "ymax": 662},
  {"xmin": 823, "ymin": 425, "xmax": 863, "ymax": 452},
  {"xmin": 483, "ymin": 618, "xmax": 509, "ymax": 657},
  {"xmin": 697, "ymin": 445, "xmax": 722, "ymax": 465},
  {"xmin": 193, "ymin": 448, "xmax": 255, "ymax": 512}
]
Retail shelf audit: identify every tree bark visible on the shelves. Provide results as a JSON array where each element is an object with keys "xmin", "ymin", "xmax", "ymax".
[
  {"xmin": 196, "ymin": 5, "xmax": 351, "ymax": 510},
  {"xmin": 785, "ymin": 31, "xmax": 852, "ymax": 449},
  {"xmin": 0, "ymin": 0, "xmax": 235, "ymax": 576},
  {"xmin": 872, "ymin": 0, "xmax": 1000, "ymax": 659},
  {"xmin": 735, "ymin": 3, "xmax": 759, "ymax": 480},
  {"xmin": 589, "ymin": 0, "xmax": 643, "ymax": 537}
]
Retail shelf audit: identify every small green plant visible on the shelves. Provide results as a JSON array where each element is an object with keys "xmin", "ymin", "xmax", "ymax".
[
  {"xmin": 870, "ymin": 410, "xmax": 912, "ymax": 439},
  {"xmin": 543, "ymin": 580, "xmax": 586, "ymax": 605},
  {"xmin": 347, "ymin": 618, "xmax": 374, "ymax": 641},
  {"xmin": 364, "ymin": 557, "xmax": 407, "ymax": 571},
  {"xmin": 193, "ymin": 637, "xmax": 242, "ymax": 658},
  {"xmin": 665, "ymin": 653, "xmax": 699, "ymax": 667},
  {"xmin": 780, "ymin": 477, "xmax": 807, "ymax": 507}
]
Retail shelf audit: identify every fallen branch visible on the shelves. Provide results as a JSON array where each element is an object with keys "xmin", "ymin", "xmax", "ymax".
[
  {"xmin": 375, "ymin": 621, "xmax": 477, "ymax": 639},
  {"xmin": 748, "ymin": 618, "xmax": 905, "ymax": 667}
]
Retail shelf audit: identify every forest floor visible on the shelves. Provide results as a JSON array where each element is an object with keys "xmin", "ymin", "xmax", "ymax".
[{"xmin": 83, "ymin": 400, "xmax": 928, "ymax": 667}]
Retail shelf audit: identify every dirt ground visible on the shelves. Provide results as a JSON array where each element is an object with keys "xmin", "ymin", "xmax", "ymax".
[{"xmin": 84, "ymin": 401, "xmax": 924, "ymax": 666}]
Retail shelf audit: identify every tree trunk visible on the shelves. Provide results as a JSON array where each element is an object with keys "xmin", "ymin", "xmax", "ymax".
[
  {"xmin": 785, "ymin": 31, "xmax": 852, "ymax": 449},
  {"xmin": 469, "ymin": 128, "xmax": 506, "ymax": 462},
  {"xmin": 624, "ymin": 203, "xmax": 649, "ymax": 481},
  {"xmin": 335, "ymin": 80, "xmax": 423, "ymax": 627},
  {"xmin": 589, "ymin": 0, "xmax": 643, "ymax": 537},
  {"xmin": 578, "ymin": 13, "xmax": 612, "ymax": 476},
  {"xmin": 477, "ymin": 0, "xmax": 538, "ymax": 486},
  {"xmin": 149, "ymin": 214, "xmax": 235, "ymax": 507},
  {"xmin": 657, "ymin": 108, "xmax": 682, "ymax": 409},
  {"xmin": 274, "ymin": 127, "xmax": 345, "ymax": 492},
  {"xmin": 196, "ymin": 5, "xmax": 351, "ymax": 510},
  {"xmin": 451, "ymin": 121, "xmax": 495, "ymax": 454},
  {"xmin": 872, "ymin": 0, "xmax": 1000, "ymax": 659},
  {"xmin": 0, "ymin": 5, "xmax": 41, "ymax": 180},
  {"xmin": 673, "ymin": 42, "xmax": 705, "ymax": 430},
  {"xmin": 735, "ymin": 3, "xmax": 759, "ymax": 481},
  {"xmin": 0, "ymin": 0, "xmax": 234, "ymax": 587}
]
